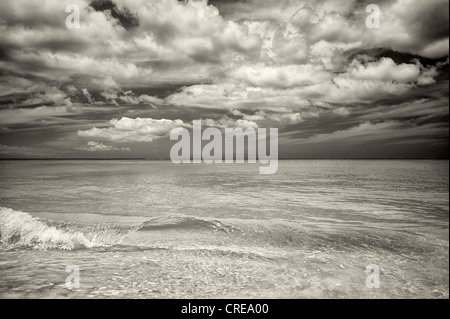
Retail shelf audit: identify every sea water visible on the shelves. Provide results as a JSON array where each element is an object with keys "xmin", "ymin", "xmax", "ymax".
[{"xmin": 0, "ymin": 160, "xmax": 448, "ymax": 298}]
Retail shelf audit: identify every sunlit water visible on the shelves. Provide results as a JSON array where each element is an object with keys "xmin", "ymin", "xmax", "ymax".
[{"xmin": 0, "ymin": 160, "xmax": 448, "ymax": 299}]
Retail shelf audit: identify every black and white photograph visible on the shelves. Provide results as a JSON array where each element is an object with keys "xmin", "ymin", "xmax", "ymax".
[{"xmin": 0, "ymin": 0, "xmax": 448, "ymax": 302}]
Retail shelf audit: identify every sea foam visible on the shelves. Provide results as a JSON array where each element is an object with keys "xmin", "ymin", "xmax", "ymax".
[{"xmin": 0, "ymin": 207, "xmax": 127, "ymax": 250}]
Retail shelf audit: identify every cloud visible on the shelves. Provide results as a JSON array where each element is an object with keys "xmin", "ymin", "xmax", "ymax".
[
  {"xmin": 297, "ymin": 121, "xmax": 447, "ymax": 145},
  {"xmin": 348, "ymin": 58, "xmax": 414, "ymax": 82},
  {"xmin": 0, "ymin": 0, "xmax": 265, "ymax": 95},
  {"xmin": 166, "ymin": 56, "xmax": 440, "ymax": 111},
  {"xmin": 202, "ymin": 116, "xmax": 258, "ymax": 129},
  {"xmin": 77, "ymin": 141, "xmax": 130, "ymax": 152},
  {"xmin": 90, "ymin": 0, "xmax": 139, "ymax": 30},
  {"xmin": 77, "ymin": 116, "xmax": 260, "ymax": 143},
  {"xmin": 229, "ymin": 63, "xmax": 331, "ymax": 89},
  {"xmin": 0, "ymin": 0, "xmax": 446, "ymax": 110},
  {"xmin": 116, "ymin": 93, "xmax": 165, "ymax": 106},
  {"xmin": 0, "ymin": 106, "xmax": 74, "ymax": 125},
  {"xmin": 230, "ymin": 109, "xmax": 306, "ymax": 126},
  {"xmin": 0, "ymin": 144, "xmax": 56, "ymax": 157},
  {"xmin": 78, "ymin": 117, "xmax": 189, "ymax": 142},
  {"xmin": 0, "ymin": 0, "xmax": 447, "ymax": 158},
  {"xmin": 212, "ymin": 0, "xmax": 449, "ymax": 58}
]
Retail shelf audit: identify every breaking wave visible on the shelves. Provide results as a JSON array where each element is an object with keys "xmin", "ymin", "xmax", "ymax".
[
  {"xmin": 1, "ymin": 207, "xmax": 419, "ymax": 254},
  {"xmin": 0, "ymin": 207, "xmax": 130, "ymax": 250},
  {"xmin": 0, "ymin": 207, "xmax": 237, "ymax": 251}
]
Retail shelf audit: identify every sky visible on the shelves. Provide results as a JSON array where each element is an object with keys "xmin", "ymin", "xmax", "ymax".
[{"xmin": 0, "ymin": 0, "xmax": 448, "ymax": 159}]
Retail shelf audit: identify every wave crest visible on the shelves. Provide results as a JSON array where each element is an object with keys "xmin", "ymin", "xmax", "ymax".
[
  {"xmin": 137, "ymin": 215, "xmax": 235, "ymax": 233},
  {"xmin": 0, "ymin": 207, "xmax": 129, "ymax": 250}
]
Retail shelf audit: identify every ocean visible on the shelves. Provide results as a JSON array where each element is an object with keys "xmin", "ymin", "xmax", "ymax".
[{"xmin": 0, "ymin": 160, "xmax": 448, "ymax": 298}]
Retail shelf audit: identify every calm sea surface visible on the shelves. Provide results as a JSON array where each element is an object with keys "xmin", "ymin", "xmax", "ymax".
[{"xmin": 0, "ymin": 160, "xmax": 448, "ymax": 298}]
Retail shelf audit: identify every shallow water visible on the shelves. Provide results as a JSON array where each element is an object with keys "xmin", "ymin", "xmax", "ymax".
[{"xmin": 0, "ymin": 160, "xmax": 448, "ymax": 298}]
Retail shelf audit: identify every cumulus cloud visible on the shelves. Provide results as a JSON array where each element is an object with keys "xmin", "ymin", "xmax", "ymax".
[
  {"xmin": 0, "ymin": 0, "xmax": 447, "ymax": 158},
  {"xmin": 346, "ymin": 57, "xmax": 437, "ymax": 84},
  {"xmin": 212, "ymin": 0, "xmax": 449, "ymax": 58},
  {"xmin": 77, "ymin": 116, "xmax": 261, "ymax": 143},
  {"xmin": 166, "ymin": 56, "xmax": 440, "ymax": 109},
  {"xmin": 230, "ymin": 109, "xmax": 307, "ymax": 126},
  {"xmin": 0, "ymin": 0, "xmax": 265, "ymax": 97},
  {"xmin": 117, "ymin": 93, "xmax": 165, "ymax": 106},
  {"xmin": 78, "ymin": 117, "xmax": 189, "ymax": 142},
  {"xmin": 77, "ymin": 141, "xmax": 130, "ymax": 152},
  {"xmin": 0, "ymin": 0, "xmax": 446, "ymax": 109},
  {"xmin": 229, "ymin": 63, "xmax": 331, "ymax": 89},
  {"xmin": 202, "ymin": 116, "xmax": 258, "ymax": 129}
]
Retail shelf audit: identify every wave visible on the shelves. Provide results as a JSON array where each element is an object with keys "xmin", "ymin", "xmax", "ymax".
[
  {"xmin": 0, "ymin": 207, "xmax": 320, "ymax": 251},
  {"xmin": 1, "ymin": 207, "xmax": 423, "ymax": 254},
  {"xmin": 0, "ymin": 207, "xmax": 131, "ymax": 250},
  {"xmin": 0, "ymin": 207, "xmax": 237, "ymax": 251},
  {"xmin": 136, "ymin": 215, "xmax": 236, "ymax": 233}
]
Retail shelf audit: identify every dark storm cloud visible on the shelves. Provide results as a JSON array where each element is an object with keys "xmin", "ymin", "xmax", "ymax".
[
  {"xmin": 90, "ymin": 0, "xmax": 139, "ymax": 29},
  {"xmin": 403, "ymin": 0, "xmax": 449, "ymax": 42}
]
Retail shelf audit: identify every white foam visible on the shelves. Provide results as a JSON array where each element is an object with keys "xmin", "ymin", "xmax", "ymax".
[{"xmin": 0, "ymin": 207, "xmax": 126, "ymax": 250}]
